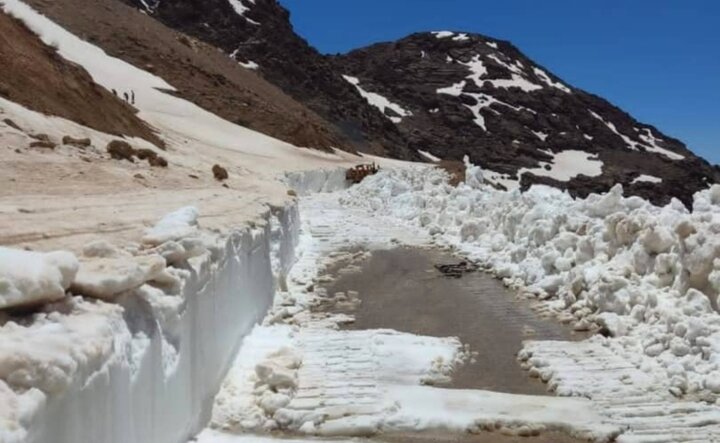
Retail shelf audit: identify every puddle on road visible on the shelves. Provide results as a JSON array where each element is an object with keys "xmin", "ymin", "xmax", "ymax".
[{"xmin": 318, "ymin": 246, "xmax": 590, "ymax": 443}]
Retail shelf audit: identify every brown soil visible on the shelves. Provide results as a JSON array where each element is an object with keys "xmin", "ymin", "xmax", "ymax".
[
  {"xmin": 0, "ymin": 11, "xmax": 163, "ymax": 148},
  {"xmin": 24, "ymin": 0, "xmax": 353, "ymax": 153}
]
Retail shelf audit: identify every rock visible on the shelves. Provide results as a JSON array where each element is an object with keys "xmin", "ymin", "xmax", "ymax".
[
  {"xmin": 61, "ymin": 136, "xmax": 92, "ymax": 148},
  {"xmin": 106, "ymin": 140, "xmax": 136, "ymax": 162},
  {"xmin": 29, "ymin": 140, "xmax": 56, "ymax": 149},
  {"xmin": 287, "ymin": 189, "xmax": 297, "ymax": 197},
  {"xmin": 2, "ymin": 118, "xmax": 21, "ymax": 131},
  {"xmin": 148, "ymin": 155, "xmax": 168, "ymax": 167},
  {"xmin": 134, "ymin": 148, "xmax": 157, "ymax": 160},
  {"xmin": 212, "ymin": 164, "xmax": 228, "ymax": 181}
]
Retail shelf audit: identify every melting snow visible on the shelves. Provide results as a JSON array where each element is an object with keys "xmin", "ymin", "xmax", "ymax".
[
  {"xmin": 532, "ymin": 67, "xmax": 571, "ymax": 93},
  {"xmin": 632, "ymin": 174, "xmax": 663, "ymax": 184},
  {"xmin": 343, "ymin": 75, "xmax": 412, "ymax": 124},
  {"xmin": 418, "ymin": 150, "xmax": 441, "ymax": 162},
  {"xmin": 433, "ymin": 31, "xmax": 455, "ymax": 39},
  {"xmin": 519, "ymin": 150, "xmax": 604, "ymax": 182},
  {"xmin": 589, "ymin": 111, "xmax": 684, "ymax": 160},
  {"xmin": 227, "ymin": 0, "xmax": 260, "ymax": 25},
  {"xmin": 532, "ymin": 130, "xmax": 548, "ymax": 141},
  {"xmin": 238, "ymin": 60, "xmax": 259, "ymax": 70},
  {"xmin": 486, "ymin": 41, "xmax": 498, "ymax": 49}
]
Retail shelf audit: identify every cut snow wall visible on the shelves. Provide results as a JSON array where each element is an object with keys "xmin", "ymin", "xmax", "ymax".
[
  {"xmin": 283, "ymin": 168, "xmax": 350, "ymax": 196},
  {"xmin": 18, "ymin": 203, "xmax": 300, "ymax": 443}
]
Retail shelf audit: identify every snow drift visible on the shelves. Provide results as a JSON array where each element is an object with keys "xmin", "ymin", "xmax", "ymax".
[
  {"xmin": 340, "ymin": 165, "xmax": 720, "ymax": 399},
  {"xmin": 0, "ymin": 202, "xmax": 300, "ymax": 443}
]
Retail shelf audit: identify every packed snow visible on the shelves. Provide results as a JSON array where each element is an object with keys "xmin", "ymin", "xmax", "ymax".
[
  {"xmin": 0, "ymin": 247, "xmax": 78, "ymax": 309},
  {"xmin": 342, "ymin": 75, "xmax": 412, "ymax": 124}
]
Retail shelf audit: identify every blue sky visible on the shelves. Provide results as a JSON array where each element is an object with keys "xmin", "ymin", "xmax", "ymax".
[{"xmin": 280, "ymin": 0, "xmax": 719, "ymax": 164}]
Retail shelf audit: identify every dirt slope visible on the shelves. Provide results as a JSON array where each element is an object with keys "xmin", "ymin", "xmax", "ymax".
[
  {"xmin": 0, "ymin": 11, "xmax": 163, "ymax": 147},
  {"xmin": 23, "ymin": 0, "xmax": 352, "ymax": 152}
]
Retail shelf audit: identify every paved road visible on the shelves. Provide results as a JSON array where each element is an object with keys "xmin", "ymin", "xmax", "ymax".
[{"xmin": 322, "ymin": 246, "xmax": 590, "ymax": 443}]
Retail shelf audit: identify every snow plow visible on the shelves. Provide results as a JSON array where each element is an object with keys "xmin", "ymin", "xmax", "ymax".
[{"xmin": 346, "ymin": 163, "xmax": 379, "ymax": 184}]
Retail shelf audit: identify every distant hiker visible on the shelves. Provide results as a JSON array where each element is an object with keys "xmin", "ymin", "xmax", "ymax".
[
  {"xmin": 112, "ymin": 89, "xmax": 118, "ymax": 96},
  {"xmin": 131, "ymin": 90, "xmax": 135, "ymax": 105},
  {"xmin": 123, "ymin": 92, "xmax": 129, "ymax": 102}
]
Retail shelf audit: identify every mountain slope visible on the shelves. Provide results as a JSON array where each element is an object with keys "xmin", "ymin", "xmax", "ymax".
[
  {"xmin": 333, "ymin": 31, "xmax": 719, "ymax": 206},
  {"xmin": 23, "ymin": 0, "xmax": 357, "ymax": 153},
  {"xmin": 121, "ymin": 0, "xmax": 419, "ymax": 160},
  {"xmin": 109, "ymin": 1, "xmax": 719, "ymax": 205}
]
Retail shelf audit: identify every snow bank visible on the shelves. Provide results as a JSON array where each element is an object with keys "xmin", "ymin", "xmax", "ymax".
[
  {"xmin": 0, "ymin": 248, "xmax": 78, "ymax": 309},
  {"xmin": 340, "ymin": 166, "xmax": 720, "ymax": 398},
  {"xmin": 0, "ymin": 203, "xmax": 300, "ymax": 443}
]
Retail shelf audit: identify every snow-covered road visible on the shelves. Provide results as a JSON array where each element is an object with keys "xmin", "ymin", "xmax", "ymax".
[{"xmin": 197, "ymin": 190, "xmax": 618, "ymax": 442}]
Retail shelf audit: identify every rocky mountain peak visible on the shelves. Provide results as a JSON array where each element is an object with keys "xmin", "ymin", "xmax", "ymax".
[{"xmin": 334, "ymin": 30, "xmax": 718, "ymax": 206}]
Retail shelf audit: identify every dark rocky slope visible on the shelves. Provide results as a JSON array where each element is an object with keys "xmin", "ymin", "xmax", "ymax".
[{"xmin": 334, "ymin": 32, "xmax": 719, "ymax": 206}]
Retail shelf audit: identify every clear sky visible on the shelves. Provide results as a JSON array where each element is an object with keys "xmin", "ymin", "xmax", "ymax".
[{"xmin": 280, "ymin": 0, "xmax": 719, "ymax": 164}]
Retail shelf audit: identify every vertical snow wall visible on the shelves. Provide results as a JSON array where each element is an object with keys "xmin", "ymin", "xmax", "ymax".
[{"xmin": 19, "ymin": 202, "xmax": 300, "ymax": 443}]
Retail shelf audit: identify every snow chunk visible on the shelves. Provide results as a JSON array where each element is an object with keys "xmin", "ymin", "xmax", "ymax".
[
  {"xmin": 343, "ymin": 75, "xmax": 412, "ymax": 123},
  {"xmin": 142, "ymin": 206, "xmax": 199, "ymax": 245},
  {"xmin": 71, "ymin": 254, "xmax": 166, "ymax": 300},
  {"xmin": 0, "ymin": 247, "xmax": 78, "ymax": 309}
]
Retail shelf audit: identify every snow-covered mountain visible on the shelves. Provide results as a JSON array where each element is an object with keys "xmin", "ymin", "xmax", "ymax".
[
  {"xmin": 334, "ymin": 31, "xmax": 720, "ymax": 206},
  {"xmin": 119, "ymin": 0, "xmax": 719, "ymax": 206}
]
